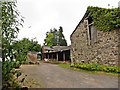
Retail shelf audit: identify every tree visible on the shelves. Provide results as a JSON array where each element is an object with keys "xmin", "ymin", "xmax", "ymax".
[
  {"xmin": 44, "ymin": 31, "xmax": 55, "ymax": 46},
  {"xmin": 1, "ymin": 1, "xmax": 24, "ymax": 88},
  {"xmin": 58, "ymin": 26, "xmax": 67, "ymax": 46},
  {"xmin": 12, "ymin": 38, "xmax": 41, "ymax": 63},
  {"xmin": 1, "ymin": 1, "xmax": 24, "ymax": 61},
  {"xmin": 44, "ymin": 26, "xmax": 67, "ymax": 46}
]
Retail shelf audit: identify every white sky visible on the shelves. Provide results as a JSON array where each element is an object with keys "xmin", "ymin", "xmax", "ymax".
[{"xmin": 17, "ymin": 0, "xmax": 119, "ymax": 45}]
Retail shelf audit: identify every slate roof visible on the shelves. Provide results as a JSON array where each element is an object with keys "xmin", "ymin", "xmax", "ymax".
[{"xmin": 42, "ymin": 46, "xmax": 71, "ymax": 53}]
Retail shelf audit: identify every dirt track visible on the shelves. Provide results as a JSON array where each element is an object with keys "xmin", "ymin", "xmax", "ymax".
[{"xmin": 20, "ymin": 62, "xmax": 119, "ymax": 88}]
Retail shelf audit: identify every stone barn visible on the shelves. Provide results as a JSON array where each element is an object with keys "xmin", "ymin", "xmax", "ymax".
[
  {"xmin": 42, "ymin": 46, "xmax": 71, "ymax": 62},
  {"xmin": 70, "ymin": 6, "xmax": 120, "ymax": 66}
]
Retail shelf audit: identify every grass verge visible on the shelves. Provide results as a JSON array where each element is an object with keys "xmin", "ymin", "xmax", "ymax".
[
  {"xmin": 58, "ymin": 63, "xmax": 119, "ymax": 77},
  {"xmin": 44, "ymin": 60, "xmax": 119, "ymax": 76}
]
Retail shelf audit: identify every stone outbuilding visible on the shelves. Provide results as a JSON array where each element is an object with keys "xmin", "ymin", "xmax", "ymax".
[
  {"xmin": 27, "ymin": 51, "xmax": 39, "ymax": 64},
  {"xmin": 70, "ymin": 7, "xmax": 120, "ymax": 66},
  {"xmin": 42, "ymin": 46, "xmax": 71, "ymax": 62}
]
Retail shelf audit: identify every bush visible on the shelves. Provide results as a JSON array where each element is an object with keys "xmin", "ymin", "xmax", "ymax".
[
  {"xmin": 14, "ymin": 61, "xmax": 21, "ymax": 68},
  {"xmin": 73, "ymin": 63, "xmax": 120, "ymax": 73},
  {"xmin": 2, "ymin": 61, "xmax": 22, "ymax": 81}
]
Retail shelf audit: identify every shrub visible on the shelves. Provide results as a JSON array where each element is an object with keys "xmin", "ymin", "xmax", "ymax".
[{"xmin": 73, "ymin": 63, "xmax": 120, "ymax": 73}]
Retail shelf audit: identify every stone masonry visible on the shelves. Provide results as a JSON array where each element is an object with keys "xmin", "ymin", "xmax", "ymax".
[{"xmin": 70, "ymin": 19, "xmax": 120, "ymax": 66}]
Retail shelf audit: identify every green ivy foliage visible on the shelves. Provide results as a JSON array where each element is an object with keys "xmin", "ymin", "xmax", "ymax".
[{"xmin": 87, "ymin": 6, "xmax": 120, "ymax": 31}]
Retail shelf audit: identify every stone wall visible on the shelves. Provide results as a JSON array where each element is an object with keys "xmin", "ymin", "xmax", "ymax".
[
  {"xmin": 27, "ymin": 52, "xmax": 38, "ymax": 64},
  {"xmin": 70, "ymin": 21, "xmax": 120, "ymax": 66}
]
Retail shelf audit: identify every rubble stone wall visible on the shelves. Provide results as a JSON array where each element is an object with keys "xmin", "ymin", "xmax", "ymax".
[{"xmin": 70, "ymin": 21, "xmax": 120, "ymax": 66}]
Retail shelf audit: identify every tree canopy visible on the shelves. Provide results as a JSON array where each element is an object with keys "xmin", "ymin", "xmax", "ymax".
[
  {"xmin": 44, "ymin": 26, "xmax": 67, "ymax": 46},
  {"xmin": 1, "ymin": 0, "xmax": 24, "ymax": 88},
  {"xmin": 1, "ymin": 1, "xmax": 41, "ymax": 88},
  {"xmin": 12, "ymin": 38, "xmax": 41, "ymax": 63},
  {"xmin": 1, "ymin": 1, "xmax": 24, "ymax": 61}
]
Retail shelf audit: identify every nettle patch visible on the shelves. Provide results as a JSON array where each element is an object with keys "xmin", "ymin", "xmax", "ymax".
[{"xmin": 88, "ymin": 6, "xmax": 120, "ymax": 31}]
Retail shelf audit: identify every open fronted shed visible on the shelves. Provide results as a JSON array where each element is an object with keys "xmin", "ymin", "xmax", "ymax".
[{"xmin": 42, "ymin": 46, "xmax": 71, "ymax": 62}]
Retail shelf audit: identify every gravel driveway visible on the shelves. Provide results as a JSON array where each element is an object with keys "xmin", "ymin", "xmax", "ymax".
[{"xmin": 20, "ymin": 62, "xmax": 119, "ymax": 88}]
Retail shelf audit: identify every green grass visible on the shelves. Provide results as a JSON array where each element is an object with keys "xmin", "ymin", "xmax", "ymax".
[
  {"xmin": 58, "ymin": 63, "xmax": 119, "ymax": 77},
  {"xmin": 58, "ymin": 63, "xmax": 71, "ymax": 69},
  {"xmin": 44, "ymin": 60, "xmax": 119, "ymax": 76},
  {"xmin": 44, "ymin": 60, "xmax": 60, "ymax": 64}
]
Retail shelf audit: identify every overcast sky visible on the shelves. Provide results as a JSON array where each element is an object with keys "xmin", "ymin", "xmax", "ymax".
[{"xmin": 17, "ymin": 0, "xmax": 119, "ymax": 45}]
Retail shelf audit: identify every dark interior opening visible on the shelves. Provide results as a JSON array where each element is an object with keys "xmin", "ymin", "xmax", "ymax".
[{"xmin": 88, "ymin": 16, "xmax": 93, "ymax": 24}]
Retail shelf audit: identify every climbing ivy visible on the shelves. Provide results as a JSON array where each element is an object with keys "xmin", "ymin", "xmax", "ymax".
[{"xmin": 87, "ymin": 6, "xmax": 120, "ymax": 31}]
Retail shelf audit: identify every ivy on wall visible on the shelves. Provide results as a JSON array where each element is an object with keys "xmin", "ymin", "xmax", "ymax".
[{"xmin": 87, "ymin": 6, "xmax": 120, "ymax": 31}]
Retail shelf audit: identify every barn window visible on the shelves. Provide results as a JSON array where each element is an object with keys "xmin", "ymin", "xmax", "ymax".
[
  {"xmin": 90, "ymin": 25, "xmax": 97, "ymax": 44},
  {"xmin": 85, "ymin": 17, "xmax": 97, "ymax": 45}
]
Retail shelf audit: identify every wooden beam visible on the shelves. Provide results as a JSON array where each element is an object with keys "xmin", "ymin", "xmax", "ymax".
[
  {"xmin": 48, "ymin": 54, "xmax": 49, "ymax": 59},
  {"xmin": 63, "ymin": 52, "xmax": 65, "ymax": 61},
  {"xmin": 85, "ymin": 19, "xmax": 91, "ymax": 45},
  {"xmin": 57, "ymin": 53, "xmax": 59, "ymax": 61}
]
